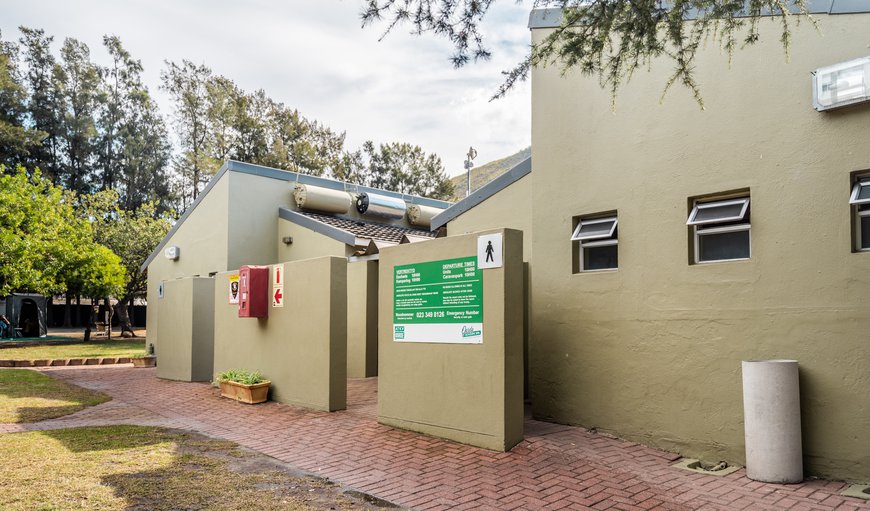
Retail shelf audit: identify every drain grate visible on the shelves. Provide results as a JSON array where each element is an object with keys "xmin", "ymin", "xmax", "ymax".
[
  {"xmin": 841, "ymin": 484, "xmax": 870, "ymax": 500},
  {"xmin": 672, "ymin": 458, "xmax": 741, "ymax": 477}
]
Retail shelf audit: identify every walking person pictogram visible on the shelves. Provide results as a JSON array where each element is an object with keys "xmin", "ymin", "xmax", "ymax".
[{"xmin": 485, "ymin": 241, "xmax": 494, "ymax": 262}]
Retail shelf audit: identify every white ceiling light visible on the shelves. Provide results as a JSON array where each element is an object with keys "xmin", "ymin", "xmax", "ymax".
[{"xmin": 813, "ymin": 56, "xmax": 870, "ymax": 111}]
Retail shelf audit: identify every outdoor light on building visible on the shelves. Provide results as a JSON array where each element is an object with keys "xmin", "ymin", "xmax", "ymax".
[
  {"xmin": 164, "ymin": 245, "xmax": 180, "ymax": 260},
  {"xmin": 813, "ymin": 56, "xmax": 870, "ymax": 111}
]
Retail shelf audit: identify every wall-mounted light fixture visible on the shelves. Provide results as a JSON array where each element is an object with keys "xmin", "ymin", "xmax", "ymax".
[
  {"xmin": 164, "ymin": 245, "xmax": 180, "ymax": 260},
  {"xmin": 282, "ymin": 236, "xmax": 293, "ymax": 245},
  {"xmin": 813, "ymin": 56, "xmax": 870, "ymax": 111}
]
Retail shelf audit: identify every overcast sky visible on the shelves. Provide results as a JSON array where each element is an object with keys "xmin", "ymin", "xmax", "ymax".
[{"xmin": 1, "ymin": 0, "xmax": 533, "ymax": 177}]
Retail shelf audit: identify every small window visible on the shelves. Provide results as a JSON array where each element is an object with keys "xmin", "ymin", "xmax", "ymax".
[
  {"xmin": 687, "ymin": 198, "xmax": 749, "ymax": 225},
  {"xmin": 853, "ymin": 177, "xmax": 870, "ymax": 251},
  {"xmin": 572, "ymin": 215, "xmax": 618, "ymax": 272},
  {"xmin": 688, "ymin": 195, "xmax": 750, "ymax": 264},
  {"xmin": 850, "ymin": 179, "xmax": 870, "ymax": 205}
]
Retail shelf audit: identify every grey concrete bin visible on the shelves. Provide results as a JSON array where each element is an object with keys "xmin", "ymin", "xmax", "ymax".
[{"xmin": 742, "ymin": 359, "xmax": 803, "ymax": 483}]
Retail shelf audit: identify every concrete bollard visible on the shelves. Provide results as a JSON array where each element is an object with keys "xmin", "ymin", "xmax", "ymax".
[{"xmin": 742, "ymin": 359, "xmax": 803, "ymax": 483}]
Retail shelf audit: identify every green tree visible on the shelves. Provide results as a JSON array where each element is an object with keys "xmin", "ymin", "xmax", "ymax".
[
  {"xmin": 0, "ymin": 166, "xmax": 124, "ymax": 298},
  {"xmin": 18, "ymin": 27, "xmax": 64, "ymax": 179},
  {"xmin": 55, "ymin": 37, "xmax": 101, "ymax": 194},
  {"xmin": 356, "ymin": 141, "xmax": 454, "ymax": 200},
  {"xmin": 161, "ymin": 60, "xmax": 217, "ymax": 207},
  {"xmin": 99, "ymin": 36, "xmax": 173, "ymax": 212},
  {"xmin": 362, "ymin": 0, "xmax": 814, "ymax": 105},
  {"xmin": 0, "ymin": 29, "xmax": 45, "ymax": 166},
  {"xmin": 83, "ymin": 189, "xmax": 172, "ymax": 337}
]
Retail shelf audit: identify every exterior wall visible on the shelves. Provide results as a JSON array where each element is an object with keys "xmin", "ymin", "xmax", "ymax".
[
  {"xmin": 446, "ymin": 175, "xmax": 533, "ymax": 395},
  {"xmin": 212, "ymin": 257, "xmax": 347, "ymax": 411},
  {"xmin": 447, "ymin": 175, "xmax": 533, "ymax": 261},
  {"xmin": 377, "ymin": 229, "xmax": 524, "ymax": 451},
  {"xmin": 227, "ymin": 171, "xmax": 290, "ymax": 269},
  {"xmin": 146, "ymin": 176, "xmax": 230, "ymax": 347},
  {"xmin": 347, "ymin": 260, "xmax": 378, "ymax": 378},
  {"xmin": 277, "ymin": 217, "xmax": 347, "ymax": 263},
  {"xmin": 530, "ymin": 15, "xmax": 870, "ymax": 480},
  {"xmin": 155, "ymin": 277, "xmax": 215, "ymax": 382}
]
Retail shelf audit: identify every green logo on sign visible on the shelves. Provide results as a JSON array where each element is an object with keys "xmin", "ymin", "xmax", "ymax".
[
  {"xmin": 461, "ymin": 326, "xmax": 481, "ymax": 338},
  {"xmin": 394, "ymin": 326, "xmax": 405, "ymax": 339}
]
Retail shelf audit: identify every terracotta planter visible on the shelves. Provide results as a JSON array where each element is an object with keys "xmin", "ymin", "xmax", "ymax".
[
  {"xmin": 131, "ymin": 356, "xmax": 156, "ymax": 368},
  {"xmin": 219, "ymin": 380, "xmax": 271, "ymax": 404}
]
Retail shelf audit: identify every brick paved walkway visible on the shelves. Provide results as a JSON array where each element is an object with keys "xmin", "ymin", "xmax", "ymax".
[{"xmin": 3, "ymin": 365, "xmax": 868, "ymax": 511}]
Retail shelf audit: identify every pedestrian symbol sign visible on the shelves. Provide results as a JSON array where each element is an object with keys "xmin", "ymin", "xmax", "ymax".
[{"xmin": 477, "ymin": 233, "xmax": 503, "ymax": 269}]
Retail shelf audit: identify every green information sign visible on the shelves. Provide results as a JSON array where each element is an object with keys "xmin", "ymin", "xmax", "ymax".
[{"xmin": 393, "ymin": 256, "xmax": 483, "ymax": 343}]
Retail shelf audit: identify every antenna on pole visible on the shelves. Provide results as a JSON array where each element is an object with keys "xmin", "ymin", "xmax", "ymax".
[{"xmin": 464, "ymin": 146, "xmax": 477, "ymax": 197}]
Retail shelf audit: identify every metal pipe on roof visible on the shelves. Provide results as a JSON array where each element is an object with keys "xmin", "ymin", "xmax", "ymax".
[
  {"xmin": 406, "ymin": 204, "xmax": 442, "ymax": 228},
  {"xmin": 293, "ymin": 184, "xmax": 352, "ymax": 214},
  {"xmin": 355, "ymin": 192, "xmax": 407, "ymax": 220}
]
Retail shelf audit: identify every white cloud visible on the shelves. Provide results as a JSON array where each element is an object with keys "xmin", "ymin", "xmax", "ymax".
[{"xmin": 1, "ymin": 0, "xmax": 532, "ymax": 176}]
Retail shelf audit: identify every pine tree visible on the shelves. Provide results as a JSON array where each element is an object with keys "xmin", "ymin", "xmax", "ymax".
[
  {"xmin": 55, "ymin": 37, "xmax": 101, "ymax": 194},
  {"xmin": 358, "ymin": 141, "xmax": 454, "ymax": 200},
  {"xmin": 161, "ymin": 60, "xmax": 216, "ymax": 206},
  {"xmin": 99, "ymin": 36, "xmax": 172, "ymax": 212},
  {"xmin": 0, "ymin": 29, "xmax": 45, "ymax": 166},
  {"xmin": 362, "ymin": 0, "xmax": 814, "ymax": 105},
  {"xmin": 18, "ymin": 27, "xmax": 64, "ymax": 179}
]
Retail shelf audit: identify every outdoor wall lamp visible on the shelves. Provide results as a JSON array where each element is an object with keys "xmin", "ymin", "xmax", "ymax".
[
  {"xmin": 164, "ymin": 245, "xmax": 180, "ymax": 260},
  {"xmin": 813, "ymin": 56, "xmax": 870, "ymax": 111}
]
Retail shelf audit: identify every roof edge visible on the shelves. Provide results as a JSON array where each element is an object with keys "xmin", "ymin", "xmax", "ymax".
[
  {"xmin": 226, "ymin": 160, "xmax": 452, "ymax": 209},
  {"xmin": 278, "ymin": 207, "xmax": 357, "ymax": 246},
  {"xmin": 431, "ymin": 157, "xmax": 531, "ymax": 231},
  {"xmin": 528, "ymin": 1, "xmax": 864, "ymax": 29},
  {"xmin": 141, "ymin": 160, "xmax": 454, "ymax": 272},
  {"xmin": 140, "ymin": 162, "xmax": 231, "ymax": 272}
]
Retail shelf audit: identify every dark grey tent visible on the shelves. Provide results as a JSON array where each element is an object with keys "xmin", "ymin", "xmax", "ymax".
[{"xmin": 0, "ymin": 293, "xmax": 48, "ymax": 338}]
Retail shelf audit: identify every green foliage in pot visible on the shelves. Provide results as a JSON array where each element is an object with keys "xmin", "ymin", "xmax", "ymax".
[{"xmin": 216, "ymin": 369, "xmax": 266, "ymax": 386}]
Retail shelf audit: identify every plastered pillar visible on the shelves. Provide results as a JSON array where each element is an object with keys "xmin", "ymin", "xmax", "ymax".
[{"xmin": 742, "ymin": 360, "xmax": 803, "ymax": 483}]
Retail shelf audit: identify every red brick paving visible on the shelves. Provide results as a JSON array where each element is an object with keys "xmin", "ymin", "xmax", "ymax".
[{"xmin": 2, "ymin": 365, "xmax": 868, "ymax": 511}]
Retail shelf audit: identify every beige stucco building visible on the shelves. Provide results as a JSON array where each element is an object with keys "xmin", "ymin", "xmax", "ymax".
[
  {"xmin": 434, "ymin": 4, "xmax": 870, "ymax": 482},
  {"xmin": 144, "ymin": 160, "xmax": 450, "ymax": 379},
  {"xmin": 142, "ymin": 3, "xmax": 870, "ymax": 483},
  {"xmin": 517, "ymin": 6, "xmax": 867, "ymax": 482}
]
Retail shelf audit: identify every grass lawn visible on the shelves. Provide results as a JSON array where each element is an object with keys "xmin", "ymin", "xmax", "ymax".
[
  {"xmin": 0, "ymin": 425, "xmax": 379, "ymax": 510},
  {"xmin": 0, "ymin": 339, "xmax": 146, "ymax": 360},
  {"xmin": 0, "ymin": 369, "xmax": 111, "ymax": 423}
]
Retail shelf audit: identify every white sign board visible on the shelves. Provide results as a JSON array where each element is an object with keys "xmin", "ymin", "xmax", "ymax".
[
  {"xmin": 477, "ymin": 233, "xmax": 503, "ymax": 269},
  {"xmin": 272, "ymin": 264, "xmax": 284, "ymax": 308},
  {"xmin": 272, "ymin": 286, "xmax": 284, "ymax": 307},
  {"xmin": 393, "ymin": 256, "xmax": 482, "ymax": 344},
  {"xmin": 228, "ymin": 274, "xmax": 240, "ymax": 304}
]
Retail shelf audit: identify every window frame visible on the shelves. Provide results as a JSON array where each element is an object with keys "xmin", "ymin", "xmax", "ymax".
[
  {"xmin": 849, "ymin": 179, "xmax": 870, "ymax": 206},
  {"xmin": 687, "ymin": 197, "xmax": 750, "ymax": 226},
  {"xmin": 571, "ymin": 216, "xmax": 618, "ymax": 242},
  {"xmin": 694, "ymin": 223, "xmax": 752, "ymax": 264},
  {"xmin": 857, "ymin": 207, "xmax": 870, "ymax": 252},
  {"xmin": 688, "ymin": 194, "xmax": 751, "ymax": 264},
  {"xmin": 571, "ymin": 214, "xmax": 618, "ymax": 273}
]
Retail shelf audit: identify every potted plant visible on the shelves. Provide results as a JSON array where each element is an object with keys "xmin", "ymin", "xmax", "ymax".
[
  {"xmin": 131, "ymin": 344, "xmax": 157, "ymax": 368},
  {"xmin": 216, "ymin": 369, "xmax": 271, "ymax": 404}
]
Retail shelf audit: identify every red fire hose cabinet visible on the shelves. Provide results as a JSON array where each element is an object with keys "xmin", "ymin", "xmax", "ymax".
[{"xmin": 238, "ymin": 265, "xmax": 269, "ymax": 318}]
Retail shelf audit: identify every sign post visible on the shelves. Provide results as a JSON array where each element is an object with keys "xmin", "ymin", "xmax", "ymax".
[{"xmin": 393, "ymin": 256, "xmax": 483, "ymax": 344}]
